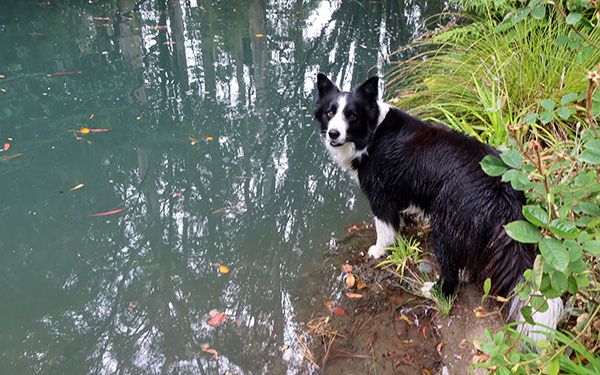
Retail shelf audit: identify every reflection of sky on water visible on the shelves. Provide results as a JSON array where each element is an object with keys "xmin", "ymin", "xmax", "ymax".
[{"xmin": 0, "ymin": 0, "xmax": 445, "ymax": 373}]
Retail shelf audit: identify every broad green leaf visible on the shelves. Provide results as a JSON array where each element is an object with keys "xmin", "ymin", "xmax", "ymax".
[
  {"xmin": 550, "ymin": 270, "xmax": 568, "ymax": 293},
  {"xmin": 540, "ymin": 99, "xmax": 556, "ymax": 111},
  {"xmin": 530, "ymin": 295, "xmax": 548, "ymax": 312},
  {"xmin": 500, "ymin": 149, "xmax": 523, "ymax": 169},
  {"xmin": 484, "ymin": 278, "xmax": 491, "ymax": 294},
  {"xmin": 532, "ymin": 5, "xmax": 545, "ymax": 19},
  {"xmin": 580, "ymin": 148, "xmax": 600, "ymax": 164},
  {"xmin": 560, "ymin": 92, "xmax": 578, "ymax": 105},
  {"xmin": 540, "ymin": 111, "xmax": 553, "ymax": 124},
  {"xmin": 575, "ymin": 202, "xmax": 600, "ymax": 215},
  {"xmin": 554, "ymin": 35, "xmax": 570, "ymax": 45},
  {"xmin": 522, "ymin": 205, "xmax": 548, "ymax": 227},
  {"xmin": 525, "ymin": 113, "xmax": 538, "ymax": 124},
  {"xmin": 548, "ymin": 219, "xmax": 578, "ymax": 239},
  {"xmin": 480, "ymin": 155, "xmax": 508, "ymax": 176},
  {"xmin": 557, "ymin": 106, "xmax": 571, "ymax": 120},
  {"xmin": 585, "ymin": 139, "xmax": 600, "ymax": 149},
  {"xmin": 566, "ymin": 12, "xmax": 582, "ymax": 25},
  {"xmin": 501, "ymin": 168, "xmax": 518, "ymax": 182},
  {"xmin": 505, "ymin": 220, "xmax": 543, "ymax": 243},
  {"xmin": 583, "ymin": 240, "xmax": 600, "ymax": 255},
  {"xmin": 539, "ymin": 238, "xmax": 569, "ymax": 272},
  {"xmin": 514, "ymin": 7, "xmax": 531, "ymax": 22},
  {"xmin": 546, "ymin": 358, "xmax": 560, "ymax": 375}
]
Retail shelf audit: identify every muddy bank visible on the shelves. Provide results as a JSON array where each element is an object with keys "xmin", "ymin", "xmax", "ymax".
[{"xmin": 299, "ymin": 223, "xmax": 504, "ymax": 374}]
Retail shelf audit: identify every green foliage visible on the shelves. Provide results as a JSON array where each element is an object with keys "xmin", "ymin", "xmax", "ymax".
[
  {"xmin": 387, "ymin": 0, "xmax": 600, "ymax": 147},
  {"xmin": 377, "ymin": 235, "xmax": 422, "ymax": 280}
]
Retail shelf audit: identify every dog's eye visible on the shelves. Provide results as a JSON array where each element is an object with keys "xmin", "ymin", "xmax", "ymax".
[
  {"xmin": 327, "ymin": 111, "xmax": 334, "ymax": 118},
  {"xmin": 348, "ymin": 114, "xmax": 357, "ymax": 121}
]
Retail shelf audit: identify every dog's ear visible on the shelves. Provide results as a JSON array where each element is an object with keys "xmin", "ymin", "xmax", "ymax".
[
  {"xmin": 355, "ymin": 76, "xmax": 379, "ymax": 101},
  {"xmin": 317, "ymin": 73, "xmax": 339, "ymax": 98}
]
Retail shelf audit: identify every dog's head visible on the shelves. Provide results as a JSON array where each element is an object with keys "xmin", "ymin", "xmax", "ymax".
[{"xmin": 314, "ymin": 73, "xmax": 380, "ymax": 153}]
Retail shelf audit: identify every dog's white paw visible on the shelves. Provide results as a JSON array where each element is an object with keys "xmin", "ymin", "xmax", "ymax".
[
  {"xmin": 421, "ymin": 281, "xmax": 436, "ymax": 298},
  {"xmin": 368, "ymin": 245, "xmax": 387, "ymax": 259}
]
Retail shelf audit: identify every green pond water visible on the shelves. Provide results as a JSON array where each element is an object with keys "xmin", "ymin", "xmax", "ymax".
[{"xmin": 0, "ymin": 0, "xmax": 445, "ymax": 373}]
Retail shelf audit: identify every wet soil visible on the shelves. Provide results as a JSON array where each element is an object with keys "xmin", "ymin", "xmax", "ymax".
[{"xmin": 300, "ymin": 223, "xmax": 504, "ymax": 374}]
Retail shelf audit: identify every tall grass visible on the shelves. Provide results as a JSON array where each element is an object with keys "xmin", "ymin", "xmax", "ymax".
[{"xmin": 387, "ymin": 5, "xmax": 600, "ymax": 147}]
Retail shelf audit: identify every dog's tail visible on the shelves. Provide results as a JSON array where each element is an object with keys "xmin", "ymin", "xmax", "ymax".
[
  {"xmin": 506, "ymin": 279, "xmax": 564, "ymax": 345},
  {"xmin": 483, "ymin": 227, "xmax": 564, "ymax": 346}
]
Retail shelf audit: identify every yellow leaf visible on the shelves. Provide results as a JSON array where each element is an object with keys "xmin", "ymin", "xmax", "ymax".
[
  {"xmin": 255, "ymin": 34, "xmax": 265, "ymax": 37},
  {"xmin": 216, "ymin": 264, "xmax": 229, "ymax": 273},
  {"xmin": 346, "ymin": 292, "xmax": 363, "ymax": 299},
  {"xmin": 80, "ymin": 127, "xmax": 91, "ymax": 134},
  {"xmin": 70, "ymin": 183, "xmax": 84, "ymax": 191}
]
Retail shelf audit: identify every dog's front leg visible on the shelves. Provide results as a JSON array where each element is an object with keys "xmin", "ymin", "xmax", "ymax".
[{"xmin": 368, "ymin": 217, "xmax": 398, "ymax": 258}]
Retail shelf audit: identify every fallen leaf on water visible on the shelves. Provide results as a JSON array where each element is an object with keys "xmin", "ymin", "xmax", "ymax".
[
  {"xmin": 330, "ymin": 307, "xmax": 346, "ymax": 316},
  {"xmin": 80, "ymin": 127, "xmax": 91, "ymax": 134},
  {"xmin": 208, "ymin": 309, "xmax": 219, "ymax": 317},
  {"xmin": 89, "ymin": 114, "xmax": 94, "ymax": 119},
  {"xmin": 341, "ymin": 264, "xmax": 352, "ymax": 273},
  {"xmin": 86, "ymin": 207, "xmax": 127, "ymax": 217},
  {"xmin": 89, "ymin": 128, "xmax": 110, "ymax": 132},
  {"xmin": 201, "ymin": 344, "xmax": 219, "ymax": 361},
  {"xmin": 346, "ymin": 292, "xmax": 363, "ymax": 299},
  {"xmin": 255, "ymin": 34, "xmax": 265, "ymax": 37},
  {"xmin": 204, "ymin": 136, "xmax": 214, "ymax": 140},
  {"xmin": 345, "ymin": 273, "xmax": 355, "ymax": 287},
  {"xmin": 189, "ymin": 136, "xmax": 199, "ymax": 145},
  {"xmin": 3, "ymin": 143, "xmax": 9, "ymax": 151},
  {"xmin": 215, "ymin": 264, "xmax": 229, "ymax": 273},
  {"xmin": 0, "ymin": 153, "xmax": 23, "ymax": 162},
  {"xmin": 209, "ymin": 312, "xmax": 226, "ymax": 326},
  {"xmin": 348, "ymin": 225, "xmax": 360, "ymax": 232},
  {"xmin": 70, "ymin": 184, "xmax": 84, "ymax": 191}
]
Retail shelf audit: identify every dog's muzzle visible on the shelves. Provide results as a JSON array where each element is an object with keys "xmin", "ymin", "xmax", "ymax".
[{"xmin": 327, "ymin": 129, "xmax": 344, "ymax": 147}]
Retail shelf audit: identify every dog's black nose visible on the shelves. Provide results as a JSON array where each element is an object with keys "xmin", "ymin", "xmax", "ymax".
[{"xmin": 328, "ymin": 129, "xmax": 340, "ymax": 139}]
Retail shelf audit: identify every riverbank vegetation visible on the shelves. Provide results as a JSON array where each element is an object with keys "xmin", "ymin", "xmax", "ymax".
[{"xmin": 387, "ymin": 0, "xmax": 600, "ymax": 373}]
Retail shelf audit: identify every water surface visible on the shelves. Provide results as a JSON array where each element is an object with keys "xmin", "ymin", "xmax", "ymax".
[{"xmin": 0, "ymin": 0, "xmax": 445, "ymax": 373}]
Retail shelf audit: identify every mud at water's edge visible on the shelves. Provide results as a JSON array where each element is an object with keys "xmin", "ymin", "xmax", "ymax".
[{"xmin": 301, "ymin": 223, "xmax": 504, "ymax": 375}]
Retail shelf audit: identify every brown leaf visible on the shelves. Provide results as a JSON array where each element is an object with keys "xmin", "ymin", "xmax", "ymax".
[
  {"xmin": 201, "ymin": 344, "xmax": 219, "ymax": 362},
  {"xmin": 341, "ymin": 264, "xmax": 353, "ymax": 272},
  {"xmin": 324, "ymin": 299, "xmax": 332, "ymax": 308},
  {"xmin": 357, "ymin": 282, "xmax": 367, "ymax": 290},
  {"xmin": 345, "ymin": 273, "xmax": 356, "ymax": 287}
]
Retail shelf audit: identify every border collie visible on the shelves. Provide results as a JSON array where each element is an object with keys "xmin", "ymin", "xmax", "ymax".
[{"xmin": 314, "ymin": 73, "xmax": 562, "ymax": 343}]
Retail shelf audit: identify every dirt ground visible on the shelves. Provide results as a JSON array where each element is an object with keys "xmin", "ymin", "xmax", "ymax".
[{"xmin": 299, "ymin": 223, "xmax": 504, "ymax": 375}]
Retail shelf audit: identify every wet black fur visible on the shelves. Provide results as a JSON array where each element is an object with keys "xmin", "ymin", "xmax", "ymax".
[{"xmin": 315, "ymin": 74, "xmax": 536, "ymax": 298}]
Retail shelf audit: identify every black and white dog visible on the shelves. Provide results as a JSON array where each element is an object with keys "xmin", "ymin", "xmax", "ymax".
[{"xmin": 314, "ymin": 73, "xmax": 562, "ymax": 342}]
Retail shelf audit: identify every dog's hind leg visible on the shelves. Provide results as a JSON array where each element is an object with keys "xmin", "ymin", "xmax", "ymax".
[
  {"xmin": 368, "ymin": 217, "xmax": 398, "ymax": 259},
  {"xmin": 431, "ymin": 236, "xmax": 461, "ymax": 296}
]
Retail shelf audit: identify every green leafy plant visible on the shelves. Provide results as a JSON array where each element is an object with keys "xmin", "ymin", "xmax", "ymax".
[{"xmin": 376, "ymin": 235, "xmax": 423, "ymax": 280}]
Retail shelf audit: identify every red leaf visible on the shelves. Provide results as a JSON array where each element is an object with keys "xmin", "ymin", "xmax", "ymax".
[
  {"xmin": 86, "ymin": 207, "xmax": 127, "ymax": 217},
  {"xmin": 209, "ymin": 312, "xmax": 226, "ymax": 326},
  {"xmin": 330, "ymin": 307, "xmax": 346, "ymax": 316}
]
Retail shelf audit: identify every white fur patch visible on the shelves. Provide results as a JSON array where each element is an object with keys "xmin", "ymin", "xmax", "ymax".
[
  {"xmin": 509, "ymin": 290, "xmax": 564, "ymax": 348},
  {"xmin": 377, "ymin": 101, "xmax": 391, "ymax": 126},
  {"xmin": 368, "ymin": 217, "xmax": 398, "ymax": 258}
]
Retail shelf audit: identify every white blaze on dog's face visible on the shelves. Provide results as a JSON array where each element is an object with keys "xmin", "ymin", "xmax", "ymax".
[{"xmin": 315, "ymin": 73, "xmax": 381, "ymax": 177}]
